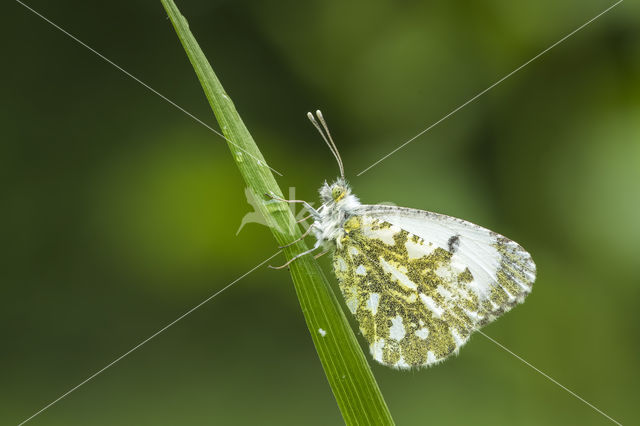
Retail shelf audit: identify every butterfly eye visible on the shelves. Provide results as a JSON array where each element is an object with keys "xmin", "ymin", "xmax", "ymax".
[{"xmin": 332, "ymin": 186, "xmax": 345, "ymax": 201}]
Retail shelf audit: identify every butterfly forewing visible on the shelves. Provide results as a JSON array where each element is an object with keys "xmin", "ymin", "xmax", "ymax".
[{"xmin": 333, "ymin": 207, "xmax": 536, "ymax": 369}]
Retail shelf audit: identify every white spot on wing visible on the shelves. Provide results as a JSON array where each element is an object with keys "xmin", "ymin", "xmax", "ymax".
[
  {"xmin": 389, "ymin": 315, "xmax": 406, "ymax": 341},
  {"xmin": 348, "ymin": 246, "xmax": 359, "ymax": 256},
  {"xmin": 436, "ymin": 265, "xmax": 456, "ymax": 282},
  {"xmin": 426, "ymin": 351, "xmax": 437, "ymax": 365},
  {"xmin": 436, "ymin": 285, "xmax": 454, "ymax": 300},
  {"xmin": 405, "ymin": 238, "xmax": 433, "ymax": 259},
  {"xmin": 451, "ymin": 329, "xmax": 465, "ymax": 347},
  {"xmin": 355, "ymin": 264, "xmax": 367, "ymax": 275},
  {"xmin": 366, "ymin": 293, "xmax": 380, "ymax": 315},
  {"xmin": 463, "ymin": 309, "xmax": 482, "ymax": 322},
  {"xmin": 346, "ymin": 296, "xmax": 358, "ymax": 314},
  {"xmin": 395, "ymin": 357, "xmax": 410, "ymax": 369},
  {"xmin": 336, "ymin": 256, "xmax": 347, "ymax": 272},
  {"xmin": 415, "ymin": 328, "xmax": 429, "ymax": 339},
  {"xmin": 361, "ymin": 217, "xmax": 398, "ymax": 245},
  {"xmin": 371, "ymin": 339, "xmax": 385, "ymax": 362},
  {"xmin": 379, "ymin": 258, "xmax": 417, "ymax": 290},
  {"xmin": 419, "ymin": 293, "xmax": 444, "ymax": 318}
]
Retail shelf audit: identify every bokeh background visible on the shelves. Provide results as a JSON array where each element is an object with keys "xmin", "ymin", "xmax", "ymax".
[{"xmin": 3, "ymin": 0, "xmax": 639, "ymax": 424}]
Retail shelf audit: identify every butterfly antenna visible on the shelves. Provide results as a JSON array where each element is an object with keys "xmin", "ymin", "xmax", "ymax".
[
  {"xmin": 315, "ymin": 110, "xmax": 344, "ymax": 179},
  {"xmin": 307, "ymin": 110, "xmax": 345, "ymax": 179},
  {"xmin": 306, "ymin": 111, "xmax": 333, "ymax": 156}
]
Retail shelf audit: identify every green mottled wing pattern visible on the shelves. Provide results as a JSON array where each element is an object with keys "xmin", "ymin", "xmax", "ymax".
[{"xmin": 333, "ymin": 212, "xmax": 535, "ymax": 369}]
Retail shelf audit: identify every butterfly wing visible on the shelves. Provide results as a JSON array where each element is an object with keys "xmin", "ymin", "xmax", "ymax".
[{"xmin": 332, "ymin": 206, "xmax": 535, "ymax": 369}]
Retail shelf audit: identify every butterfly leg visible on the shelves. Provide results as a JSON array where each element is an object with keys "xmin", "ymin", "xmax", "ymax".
[
  {"xmin": 265, "ymin": 192, "xmax": 320, "ymax": 219},
  {"xmin": 269, "ymin": 241, "xmax": 322, "ymax": 270},
  {"xmin": 314, "ymin": 249, "xmax": 329, "ymax": 259},
  {"xmin": 296, "ymin": 214, "xmax": 313, "ymax": 223},
  {"xmin": 278, "ymin": 225, "xmax": 313, "ymax": 248}
]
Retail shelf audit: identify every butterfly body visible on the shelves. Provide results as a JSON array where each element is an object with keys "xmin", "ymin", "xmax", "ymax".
[
  {"xmin": 312, "ymin": 178, "xmax": 361, "ymax": 248},
  {"xmin": 308, "ymin": 178, "xmax": 536, "ymax": 369}
]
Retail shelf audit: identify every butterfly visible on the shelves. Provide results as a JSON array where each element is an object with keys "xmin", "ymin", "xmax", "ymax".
[{"xmin": 270, "ymin": 110, "xmax": 536, "ymax": 369}]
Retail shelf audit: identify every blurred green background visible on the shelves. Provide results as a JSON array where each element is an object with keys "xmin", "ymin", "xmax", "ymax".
[{"xmin": 3, "ymin": 0, "xmax": 639, "ymax": 424}]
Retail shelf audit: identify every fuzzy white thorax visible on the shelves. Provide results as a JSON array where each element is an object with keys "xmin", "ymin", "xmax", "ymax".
[{"xmin": 310, "ymin": 178, "xmax": 361, "ymax": 249}]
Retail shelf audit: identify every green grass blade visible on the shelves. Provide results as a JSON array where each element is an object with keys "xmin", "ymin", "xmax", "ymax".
[{"xmin": 160, "ymin": 1, "xmax": 395, "ymax": 424}]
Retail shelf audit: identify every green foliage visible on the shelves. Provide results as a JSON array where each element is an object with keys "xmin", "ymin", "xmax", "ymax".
[{"xmin": 161, "ymin": 1, "xmax": 395, "ymax": 424}]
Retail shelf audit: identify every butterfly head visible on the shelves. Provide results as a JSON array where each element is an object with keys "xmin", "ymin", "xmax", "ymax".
[
  {"xmin": 332, "ymin": 185, "xmax": 346, "ymax": 201},
  {"xmin": 319, "ymin": 178, "xmax": 359, "ymax": 207},
  {"xmin": 320, "ymin": 179, "xmax": 344, "ymax": 203}
]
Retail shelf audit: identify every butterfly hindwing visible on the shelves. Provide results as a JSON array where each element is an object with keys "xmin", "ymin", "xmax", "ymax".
[{"xmin": 332, "ymin": 207, "xmax": 536, "ymax": 369}]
